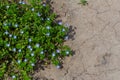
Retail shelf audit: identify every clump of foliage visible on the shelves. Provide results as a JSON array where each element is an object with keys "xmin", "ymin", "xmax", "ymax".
[
  {"xmin": 0, "ymin": 0, "xmax": 72, "ymax": 79},
  {"xmin": 79, "ymin": 0, "xmax": 88, "ymax": 5}
]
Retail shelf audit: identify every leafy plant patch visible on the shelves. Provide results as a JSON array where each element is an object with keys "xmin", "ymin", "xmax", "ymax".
[
  {"xmin": 79, "ymin": 0, "xmax": 88, "ymax": 5},
  {"xmin": 0, "ymin": 0, "xmax": 72, "ymax": 79}
]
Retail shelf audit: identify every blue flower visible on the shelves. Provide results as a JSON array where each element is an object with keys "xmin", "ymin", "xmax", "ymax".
[
  {"xmin": 31, "ymin": 8, "xmax": 35, "ymax": 11},
  {"xmin": 20, "ymin": 30, "xmax": 24, "ymax": 34},
  {"xmin": 13, "ymin": 35, "xmax": 17, "ymax": 39},
  {"xmin": 19, "ymin": 0, "xmax": 25, "ymax": 4},
  {"xmin": 12, "ymin": 75, "xmax": 16, "ymax": 79},
  {"xmin": 9, "ymin": 34, "xmax": 12, "ymax": 38},
  {"xmin": 35, "ymin": 43, "xmax": 40, "ymax": 48},
  {"xmin": 37, "ymin": 12, "xmax": 41, "ymax": 16},
  {"xmin": 24, "ymin": 59, "xmax": 27, "ymax": 62},
  {"xmin": 18, "ymin": 49, "xmax": 22, "ymax": 53},
  {"xmin": 66, "ymin": 51, "xmax": 69, "ymax": 55},
  {"xmin": 65, "ymin": 23, "xmax": 70, "ymax": 28},
  {"xmin": 62, "ymin": 28, "xmax": 65, "ymax": 32},
  {"xmin": 31, "ymin": 52, "xmax": 34, "ymax": 56},
  {"xmin": 3, "ymin": 22, "xmax": 7, "ymax": 26},
  {"xmin": 22, "ymin": 1, "xmax": 25, "ymax": 4},
  {"xmin": 19, "ymin": 1, "xmax": 22, "ymax": 4},
  {"xmin": 4, "ymin": 31, "xmax": 9, "ymax": 35},
  {"xmin": 47, "ymin": 18, "xmax": 50, "ymax": 21},
  {"xmin": 56, "ymin": 49, "xmax": 60, "ymax": 53},
  {"xmin": 31, "ymin": 63, "xmax": 35, "ymax": 66},
  {"xmin": 41, "ymin": 18, "xmax": 44, "ymax": 20},
  {"xmin": 6, "ymin": 43, "xmax": 10, "ymax": 47},
  {"xmin": 29, "ymin": 48, "xmax": 33, "ymax": 51},
  {"xmin": 12, "ymin": 48, "xmax": 16, "ymax": 52},
  {"xmin": 28, "ymin": 38, "xmax": 32, "ymax": 42},
  {"xmin": 43, "ymin": 4, "xmax": 46, "ymax": 7},
  {"xmin": 8, "ymin": 22, "xmax": 11, "ymax": 26},
  {"xmin": 17, "ymin": 60, "xmax": 21, "ymax": 64},
  {"xmin": 58, "ymin": 21, "xmax": 62, "ymax": 25},
  {"xmin": 6, "ymin": 5, "xmax": 9, "ymax": 9},
  {"xmin": 46, "ymin": 32, "xmax": 50, "ymax": 36},
  {"xmin": 14, "ymin": 24, "xmax": 18, "ymax": 28},
  {"xmin": 52, "ymin": 53, "xmax": 55, "ymax": 57},
  {"xmin": 27, "ymin": 45, "xmax": 31, "ymax": 49},
  {"xmin": 40, "ymin": 51, "xmax": 44, "ymax": 54},
  {"xmin": 46, "ymin": 26, "xmax": 50, "ymax": 30},
  {"xmin": 64, "ymin": 36, "xmax": 69, "ymax": 40},
  {"xmin": 56, "ymin": 65, "xmax": 61, "ymax": 69}
]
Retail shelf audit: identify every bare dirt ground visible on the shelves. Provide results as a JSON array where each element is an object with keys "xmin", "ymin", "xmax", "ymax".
[{"xmin": 34, "ymin": 0, "xmax": 120, "ymax": 80}]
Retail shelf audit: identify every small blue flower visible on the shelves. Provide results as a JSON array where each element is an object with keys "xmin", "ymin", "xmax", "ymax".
[
  {"xmin": 14, "ymin": 24, "xmax": 18, "ymax": 28},
  {"xmin": 27, "ymin": 45, "xmax": 31, "ymax": 49},
  {"xmin": 65, "ymin": 23, "xmax": 70, "ymax": 28},
  {"xmin": 31, "ymin": 8, "xmax": 35, "ymax": 11},
  {"xmin": 28, "ymin": 38, "xmax": 32, "ymax": 42},
  {"xmin": 43, "ymin": 4, "xmax": 46, "ymax": 7},
  {"xmin": 24, "ymin": 59, "xmax": 27, "ymax": 62},
  {"xmin": 52, "ymin": 53, "xmax": 55, "ymax": 57},
  {"xmin": 3, "ymin": 22, "xmax": 7, "ymax": 26},
  {"xmin": 47, "ymin": 18, "xmax": 50, "ymax": 21},
  {"xmin": 31, "ymin": 52, "xmax": 34, "ymax": 56},
  {"xmin": 29, "ymin": 48, "xmax": 33, "ymax": 51},
  {"xmin": 56, "ymin": 49, "xmax": 60, "ymax": 53},
  {"xmin": 19, "ymin": 1, "xmax": 22, "ymax": 4},
  {"xmin": 9, "ymin": 34, "xmax": 12, "ymax": 38},
  {"xmin": 12, "ymin": 48, "xmax": 16, "ymax": 52},
  {"xmin": 13, "ymin": 35, "xmax": 17, "ymax": 39},
  {"xmin": 20, "ymin": 30, "xmax": 24, "ymax": 34},
  {"xmin": 6, "ymin": 43, "xmax": 10, "ymax": 47},
  {"xmin": 17, "ymin": 60, "xmax": 21, "ymax": 64},
  {"xmin": 66, "ymin": 51, "xmax": 69, "ymax": 55},
  {"xmin": 37, "ymin": 12, "xmax": 41, "ymax": 16},
  {"xmin": 40, "ymin": 51, "xmax": 44, "ymax": 54},
  {"xmin": 64, "ymin": 36, "xmax": 69, "ymax": 40},
  {"xmin": 58, "ymin": 21, "xmax": 62, "ymax": 25},
  {"xmin": 62, "ymin": 28, "xmax": 65, "ymax": 32},
  {"xmin": 4, "ymin": 31, "xmax": 9, "ymax": 35},
  {"xmin": 8, "ymin": 22, "xmax": 11, "ymax": 26},
  {"xmin": 22, "ymin": 1, "xmax": 25, "ymax": 4},
  {"xmin": 56, "ymin": 65, "xmax": 61, "ymax": 69},
  {"xmin": 46, "ymin": 32, "xmax": 50, "ymax": 36},
  {"xmin": 41, "ymin": 18, "xmax": 44, "ymax": 20},
  {"xmin": 31, "ymin": 63, "xmax": 35, "ymax": 66},
  {"xmin": 12, "ymin": 75, "xmax": 16, "ymax": 79},
  {"xmin": 35, "ymin": 43, "xmax": 40, "ymax": 48},
  {"xmin": 46, "ymin": 26, "xmax": 50, "ymax": 30},
  {"xmin": 6, "ymin": 5, "xmax": 9, "ymax": 9},
  {"xmin": 18, "ymin": 49, "xmax": 22, "ymax": 53}
]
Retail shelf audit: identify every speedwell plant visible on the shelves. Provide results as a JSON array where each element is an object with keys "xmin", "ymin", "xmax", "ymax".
[{"xmin": 0, "ymin": 0, "xmax": 72, "ymax": 79}]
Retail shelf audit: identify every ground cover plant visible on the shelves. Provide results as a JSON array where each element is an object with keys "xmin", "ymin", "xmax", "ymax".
[
  {"xmin": 0, "ymin": 0, "xmax": 72, "ymax": 79},
  {"xmin": 79, "ymin": 0, "xmax": 88, "ymax": 5}
]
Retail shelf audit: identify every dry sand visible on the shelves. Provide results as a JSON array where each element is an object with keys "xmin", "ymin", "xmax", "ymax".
[{"xmin": 34, "ymin": 0, "xmax": 120, "ymax": 80}]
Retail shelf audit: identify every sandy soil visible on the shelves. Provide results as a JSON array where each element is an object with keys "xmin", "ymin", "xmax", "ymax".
[{"xmin": 34, "ymin": 0, "xmax": 120, "ymax": 80}]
